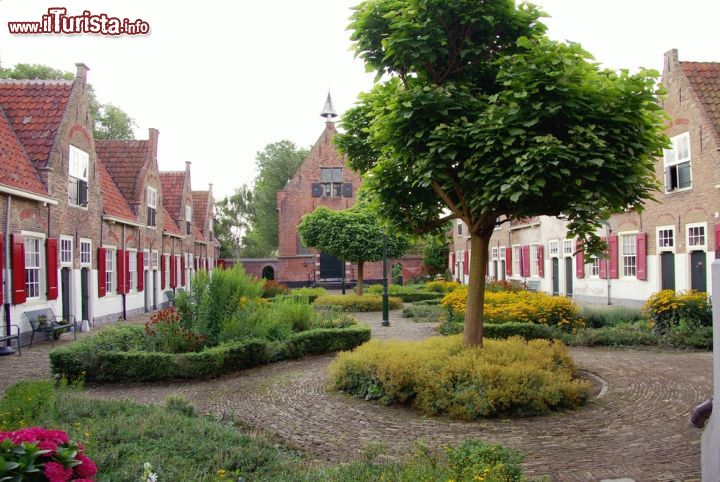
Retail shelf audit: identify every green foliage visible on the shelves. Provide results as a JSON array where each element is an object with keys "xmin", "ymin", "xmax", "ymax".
[
  {"xmin": 288, "ymin": 287, "xmax": 327, "ymax": 303},
  {"xmin": 367, "ymin": 283, "xmax": 444, "ymax": 302},
  {"xmin": 315, "ymin": 294, "xmax": 403, "ymax": 312},
  {"xmin": 579, "ymin": 305, "xmax": 645, "ymax": 328},
  {"xmin": 663, "ymin": 322, "xmax": 713, "ymax": 350},
  {"xmin": 643, "ymin": 290, "xmax": 712, "ymax": 334},
  {"xmin": 163, "ymin": 395, "xmax": 196, "ymax": 417},
  {"xmin": 329, "ymin": 335, "xmax": 590, "ymax": 419},
  {"xmin": 422, "ymin": 232, "xmax": 450, "ymax": 275},
  {"xmin": 215, "ymin": 185, "xmax": 254, "ymax": 258},
  {"xmin": 0, "ymin": 380, "xmax": 57, "ymax": 430},
  {"xmin": 270, "ymin": 297, "xmax": 314, "ymax": 332},
  {"xmin": 93, "ymin": 103, "xmax": 137, "ymax": 140},
  {"xmin": 559, "ymin": 323, "xmax": 657, "ymax": 347},
  {"xmin": 262, "ymin": 279, "xmax": 291, "ymax": 298},
  {"xmin": 0, "ymin": 63, "xmax": 73, "ymax": 80},
  {"xmin": 402, "ymin": 304, "xmax": 445, "ymax": 323}
]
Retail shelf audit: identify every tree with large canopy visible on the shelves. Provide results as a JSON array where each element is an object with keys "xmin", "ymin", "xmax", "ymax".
[
  {"xmin": 298, "ymin": 206, "xmax": 410, "ymax": 295},
  {"xmin": 335, "ymin": 0, "xmax": 667, "ymax": 346}
]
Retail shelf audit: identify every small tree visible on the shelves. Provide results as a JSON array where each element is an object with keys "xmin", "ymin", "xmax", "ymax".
[
  {"xmin": 336, "ymin": 0, "xmax": 667, "ymax": 346},
  {"xmin": 298, "ymin": 206, "xmax": 410, "ymax": 295}
]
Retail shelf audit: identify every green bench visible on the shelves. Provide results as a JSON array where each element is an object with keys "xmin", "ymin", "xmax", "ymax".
[{"xmin": 23, "ymin": 308, "xmax": 78, "ymax": 347}]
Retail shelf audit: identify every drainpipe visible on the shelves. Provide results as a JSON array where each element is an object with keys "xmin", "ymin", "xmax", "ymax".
[
  {"xmin": 121, "ymin": 224, "xmax": 126, "ymax": 320},
  {"xmin": 1, "ymin": 195, "xmax": 14, "ymax": 355},
  {"xmin": 605, "ymin": 223, "xmax": 612, "ymax": 306},
  {"xmin": 690, "ymin": 398, "xmax": 713, "ymax": 428}
]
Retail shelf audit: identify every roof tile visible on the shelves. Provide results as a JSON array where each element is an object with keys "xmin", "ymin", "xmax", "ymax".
[
  {"xmin": 0, "ymin": 106, "xmax": 48, "ymax": 197},
  {"xmin": 98, "ymin": 160, "xmax": 136, "ymax": 223},
  {"xmin": 681, "ymin": 61, "xmax": 720, "ymax": 138},
  {"xmin": 159, "ymin": 171, "xmax": 185, "ymax": 222},
  {"xmin": 192, "ymin": 191, "xmax": 209, "ymax": 232},
  {"xmin": 162, "ymin": 205, "xmax": 182, "ymax": 236},
  {"xmin": 95, "ymin": 139, "xmax": 149, "ymax": 204}
]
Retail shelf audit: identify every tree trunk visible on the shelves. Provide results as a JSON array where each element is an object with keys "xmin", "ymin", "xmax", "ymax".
[
  {"xmin": 357, "ymin": 261, "xmax": 364, "ymax": 296},
  {"xmin": 464, "ymin": 231, "xmax": 492, "ymax": 347}
]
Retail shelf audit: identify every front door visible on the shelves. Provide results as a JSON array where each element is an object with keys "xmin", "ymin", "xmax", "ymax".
[
  {"xmin": 80, "ymin": 268, "xmax": 89, "ymax": 322},
  {"xmin": 690, "ymin": 251, "xmax": 707, "ymax": 292},
  {"xmin": 499, "ymin": 261, "xmax": 505, "ymax": 281},
  {"xmin": 565, "ymin": 257, "xmax": 573, "ymax": 296},
  {"xmin": 144, "ymin": 270, "xmax": 151, "ymax": 312},
  {"xmin": 61, "ymin": 268, "xmax": 71, "ymax": 321},
  {"xmin": 319, "ymin": 253, "xmax": 343, "ymax": 280},
  {"xmin": 493, "ymin": 261, "xmax": 498, "ymax": 280},
  {"xmin": 660, "ymin": 252, "xmax": 675, "ymax": 291},
  {"xmin": 552, "ymin": 258, "xmax": 559, "ymax": 296}
]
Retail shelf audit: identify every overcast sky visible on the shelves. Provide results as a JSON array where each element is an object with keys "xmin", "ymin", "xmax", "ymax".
[{"xmin": 1, "ymin": 0, "xmax": 717, "ymax": 200}]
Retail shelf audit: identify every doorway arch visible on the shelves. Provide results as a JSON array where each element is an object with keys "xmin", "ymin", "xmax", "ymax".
[{"xmin": 262, "ymin": 265, "xmax": 275, "ymax": 280}]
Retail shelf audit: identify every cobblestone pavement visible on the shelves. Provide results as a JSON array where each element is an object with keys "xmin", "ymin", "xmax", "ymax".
[{"xmin": 77, "ymin": 309, "xmax": 711, "ymax": 482}]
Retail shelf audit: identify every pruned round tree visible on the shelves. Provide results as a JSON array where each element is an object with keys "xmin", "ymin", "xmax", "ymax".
[
  {"xmin": 298, "ymin": 206, "xmax": 410, "ymax": 295},
  {"xmin": 335, "ymin": 0, "xmax": 667, "ymax": 346}
]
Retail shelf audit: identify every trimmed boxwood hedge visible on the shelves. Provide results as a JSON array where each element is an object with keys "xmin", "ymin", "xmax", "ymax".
[
  {"xmin": 439, "ymin": 320, "xmax": 559, "ymax": 341},
  {"xmin": 50, "ymin": 325, "xmax": 371, "ymax": 383},
  {"xmin": 394, "ymin": 292, "xmax": 443, "ymax": 303}
]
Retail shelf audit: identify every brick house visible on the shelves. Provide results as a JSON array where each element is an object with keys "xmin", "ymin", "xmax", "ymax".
[
  {"xmin": 450, "ymin": 49, "xmax": 720, "ymax": 306},
  {"xmin": 0, "ymin": 63, "xmax": 218, "ymax": 346}
]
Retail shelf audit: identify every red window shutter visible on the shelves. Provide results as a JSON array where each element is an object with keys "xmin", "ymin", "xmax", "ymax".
[
  {"xmin": 117, "ymin": 249, "xmax": 126, "ymax": 294},
  {"xmin": 181, "ymin": 256, "xmax": 186, "ymax": 285},
  {"xmin": 637, "ymin": 233, "xmax": 647, "ymax": 280},
  {"xmin": 506, "ymin": 248, "xmax": 512, "ymax": 276},
  {"xmin": 160, "ymin": 255, "xmax": 166, "ymax": 289},
  {"xmin": 137, "ymin": 251, "xmax": 144, "ymax": 292},
  {"xmin": 0, "ymin": 238, "xmax": 3, "ymax": 305},
  {"xmin": 46, "ymin": 238, "xmax": 58, "ymax": 300},
  {"xmin": 125, "ymin": 250, "xmax": 131, "ymax": 292},
  {"xmin": 599, "ymin": 237, "xmax": 607, "ymax": 279},
  {"xmin": 715, "ymin": 224, "xmax": 720, "ymax": 254},
  {"xmin": 463, "ymin": 251, "xmax": 469, "ymax": 276},
  {"xmin": 575, "ymin": 240, "xmax": 585, "ymax": 279},
  {"xmin": 11, "ymin": 234, "xmax": 25, "ymax": 304},
  {"xmin": 537, "ymin": 245, "xmax": 544, "ymax": 277},
  {"xmin": 97, "ymin": 248, "xmax": 106, "ymax": 297},
  {"xmin": 609, "ymin": 235, "xmax": 619, "ymax": 279},
  {"xmin": 522, "ymin": 245, "xmax": 530, "ymax": 277},
  {"xmin": 450, "ymin": 252, "xmax": 456, "ymax": 274}
]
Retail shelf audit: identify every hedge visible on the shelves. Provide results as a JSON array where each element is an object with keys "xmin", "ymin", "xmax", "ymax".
[
  {"xmin": 394, "ymin": 292, "xmax": 443, "ymax": 303},
  {"xmin": 439, "ymin": 321, "xmax": 559, "ymax": 340},
  {"xmin": 50, "ymin": 325, "xmax": 371, "ymax": 383},
  {"xmin": 314, "ymin": 294, "xmax": 403, "ymax": 312}
]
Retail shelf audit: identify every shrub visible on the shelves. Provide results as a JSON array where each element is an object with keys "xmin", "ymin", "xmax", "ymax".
[
  {"xmin": 145, "ymin": 308, "xmax": 207, "ymax": 353},
  {"xmin": 437, "ymin": 320, "xmax": 559, "ymax": 341},
  {"xmin": 289, "ymin": 287, "xmax": 327, "ymax": 303},
  {"xmin": 579, "ymin": 305, "xmax": 645, "ymax": 328},
  {"xmin": 270, "ymin": 297, "xmax": 314, "ymax": 332},
  {"xmin": 367, "ymin": 284, "xmax": 443, "ymax": 302},
  {"xmin": 314, "ymin": 294, "xmax": 403, "ymax": 312},
  {"xmin": 262, "ymin": 279, "xmax": 291, "ymax": 298},
  {"xmin": 311, "ymin": 311, "xmax": 358, "ymax": 329},
  {"xmin": 643, "ymin": 290, "xmax": 711, "ymax": 334},
  {"xmin": 560, "ymin": 323, "xmax": 657, "ymax": 347},
  {"xmin": 484, "ymin": 279, "xmax": 528, "ymax": 293},
  {"xmin": 424, "ymin": 280, "xmax": 462, "ymax": 293},
  {"xmin": 402, "ymin": 304, "xmax": 445, "ymax": 323},
  {"xmin": 329, "ymin": 335, "xmax": 591, "ymax": 419},
  {"xmin": 663, "ymin": 320, "xmax": 713, "ymax": 349}
]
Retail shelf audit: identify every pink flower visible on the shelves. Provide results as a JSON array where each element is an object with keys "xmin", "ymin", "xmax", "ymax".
[
  {"xmin": 73, "ymin": 454, "xmax": 97, "ymax": 478},
  {"xmin": 72, "ymin": 479, "xmax": 95, "ymax": 482},
  {"xmin": 38, "ymin": 439, "xmax": 58, "ymax": 453},
  {"xmin": 44, "ymin": 461, "xmax": 73, "ymax": 482}
]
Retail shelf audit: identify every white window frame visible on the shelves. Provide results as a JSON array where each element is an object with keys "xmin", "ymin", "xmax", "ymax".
[
  {"xmin": 619, "ymin": 232, "xmax": 638, "ymax": 278},
  {"xmin": 588, "ymin": 256, "xmax": 600, "ymax": 277},
  {"xmin": 185, "ymin": 205, "xmax": 192, "ymax": 222},
  {"xmin": 549, "ymin": 239, "xmax": 559, "ymax": 257},
  {"xmin": 128, "ymin": 249, "xmax": 137, "ymax": 292},
  {"xmin": 80, "ymin": 239, "xmax": 92, "ymax": 266},
  {"xmin": 686, "ymin": 222, "xmax": 707, "ymax": 251},
  {"xmin": 512, "ymin": 245, "xmax": 521, "ymax": 277},
  {"xmin": 68, "ymin": 145, "xmax": 90, "ymax": 208},
  {"xmin": 457, "ymin": 220, "xmax": 463, "ymax": 236},
  {"xmin": 656, "ymin": 225, "xmax": 675, "ymax": 253},
  {"xmin": 163, "ymin": 254, "xmax": 170, "ymax": 285},
  {"xmin": 663, "ymin": 132, "xmax": 692, "ymax": 192},
  {"xmin": 143, "ymin": 249, "xmax": 149, "ymax": 270},
  {"xmin": 60, "ymin": 236, "xmax": 73, "ymax": 267},
  {"xmin": 491, "ymin": 247, "xmax": 498, "ymax": 260},
  {"xmin": 104, "ymin": 246, "xmax": 116, "ymax": 295},
  {"xmin": 530, "ymin": 244, "xmax": 539, "ymax": 277},
  {"xmin": 151, "ymin": 250, "xmax": 159, "ymax": 270},
  {"xmin": 563, "ymin": 239, "xmax": 574, "ymax": 257},
  {"xmin": 147, "ymin": 187, "xmax": 157, "ymax": 208},
  {"xmin": 499, "ymin": 246, "xmax": 506, "ymax": 261},
  {"xmin": 22, "ymin": 233, "xmax": 45, "ymax": 301}
]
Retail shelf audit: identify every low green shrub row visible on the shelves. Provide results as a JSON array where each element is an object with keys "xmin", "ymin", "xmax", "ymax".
[
  {"xmin": 314, "ymin": 294, "xmax": 403, "ymax": 312},
  {"xmin": 402, "ymin": 304, "xmax": 445, "ymax": 322},
  {"xmin": 50, "ymin": 325, "xmax": 371, "ymax": 383}
]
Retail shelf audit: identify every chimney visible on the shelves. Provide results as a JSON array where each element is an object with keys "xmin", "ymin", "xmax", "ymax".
[
  {"xmin": 208, "ymin": 183, "xmax": 213, "ymax": 194},
  {"xmin": 148, "ymin": 128, "xmax": 159, "ymax": 161},
  {"xmin": 185, "ymin": 161, "xmax": 191, "ymax": 173},
  {"xmin": 75, "ymin": 63, "xmax": 89, "ymax": 85},
  {"xmin": 665, "ymin": 49, "xmax": 679, "ymax": 73}
]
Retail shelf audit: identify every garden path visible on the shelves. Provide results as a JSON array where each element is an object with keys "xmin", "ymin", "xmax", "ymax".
[{"xmin": 77, "ymin": 309, "xmax": 710, "ymax": 482}]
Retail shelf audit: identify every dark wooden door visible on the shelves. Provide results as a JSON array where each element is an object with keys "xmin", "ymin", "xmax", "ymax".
[
  {"xmin": 61, "ymin": 268, "xmax": 71, "ymax": 321},
  {"xmin": 500, "ymin": 261, "xmax": 505, "ymax": 281},
  {"xmin": 493, "ymin": 261, "xmax": 498, "ymax": 280},
  {"xmin": 552, "ymin": 258, "xmax": 559, "ymax": 295},
  {"xmin": 565, "ymin": 258, "xmax": 573, "ymax": 296},
  {"xmin": 80, "ymin": 268, "xmax": 89, "ymax": 321},
  {"xmin": 690, "ymin": 251, "xmax": 707, "ymax": 292},
  {"xmin": 660, "ymin": 252, "xmax": 675, "ymax": 291},
  {"xmin": 320, "ymin": 253, "xmax": 343, "ymax": 280}
]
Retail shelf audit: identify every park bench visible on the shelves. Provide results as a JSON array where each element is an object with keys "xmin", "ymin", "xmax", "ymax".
[
  {"xmin": 0, "ymin": 323, "xmax": 21, "ymax": 355},
  {"xmin": 22, "ymin": 308, "xmax": 78, "ymax": 347},
  {"xmin": 526, "ymin": 279, "xmax": 541, "ymax": 292},
  {"xmin": 164, "ymin": 290, "xmax": 175, "ymax": 306}
]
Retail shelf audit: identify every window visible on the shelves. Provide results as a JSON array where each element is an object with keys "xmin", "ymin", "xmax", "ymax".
[
  {"xmin": 549, "ymin": 240, "xmax": 559, "ymax": 257},
  {"xmin": 491, "ymin": 247, "xmax": 498, "ymax": 260},
  {"xmin": 25, "ymin": 237, "xmax": 42, "ymax": 299},
  {"xmin": 143, "ymin": 250, "xmax": 149, "ymax": 269},
  {"xmin": 60, "ymin": 237, "xmax": 73, "ymax": 266},
  {"xmin": 530, "ymin": 244, "xmax": 539, "ymax": 277},
  {"xmin": 185, "ymin": 205, "xmax": 192, "ymax": 235},
  {"xmin": 664, "ymin": 132, "xmax": 691, "ymax": 192},
  {"xmin": 164, "ymin": 255, "xmax": 170, "ymax": 284},
  {"xmin": 457, "ymin": 221, "xmax": 463, "ymax": 236},
  {"xmin": 105, "ymin": 248, "xmax": 115, "ymax": 294},
  {"xmin": 588, "ymin": 256, "xmax": 600, "ymax": 277},
  {"xmin": 176, "ymin": 256, "xmax": 181, "ymax": 283},
  {"xmin": 147, "ymin": 187, "xmax": 157, "ymax": 227},
  {"xmin": 320, "ymin": 167, "xmax": 343, "ymax": 197},
  {"xmin": 687, "ymin": 223, "xmax": 706, "ymax": 249},
  {"xmin": 657, "ymin": 227, "xmax": 674, "ymax": 250},
  {"xmin": 621, "ymin": 233, "xmax": 637, "ymax": 277},
  {"xmin": 499, "ymin": 246, "xmax": 506, "ymax": 261},
  {"xmin": 563, "ymin": 239, "xmax": 574, "ymax": 256},
  {"xmin": 128, "ymin": 251, "xmax": 136, "ymax": 291},
  {"xmin": 151, "ymin": 250, "xmax": 159, "ymax": 269},
  {"xmin": 512, "ymin": 246, "xmax": 521, "ymax": 276},
  {"xmin": 68, "ymin": 146, "xmax": 89, "ymax": 207},
  {"xmin": 80, "ymin": 239, "xmax": 91, "ymax": 265}
]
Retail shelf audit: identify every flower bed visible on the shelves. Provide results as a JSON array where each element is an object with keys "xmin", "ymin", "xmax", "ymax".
[
  {"xmin": 365, "ymin": 284, "xmax": 445, "ymax": 302},
  {"xmin": 329, "ymin": 335, "xmax": 591, "ymax": 419},
  {"xmin": 643, "ymin": 289, "xmax": 711, "ymax": 334},
  {"xmin": 314, "ymin": 294, "xmax": 403, "ymax": 312}
]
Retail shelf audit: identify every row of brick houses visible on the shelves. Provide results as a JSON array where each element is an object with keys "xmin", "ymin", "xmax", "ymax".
[
  {"xmin": 0, "ymin": 63, "xmax": 219, "ymax": 344},
  {"xmin": 450, "ymin": 49, "xmax": 720, "ymax": 306}
]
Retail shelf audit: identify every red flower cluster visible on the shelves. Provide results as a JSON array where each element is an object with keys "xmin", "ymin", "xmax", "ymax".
[
  {"xmin": 0, "ymin": 427, "xmax": 97, "ymax": 482},
  {"xmin": 145, "ymin": 307, "xmax": 206, "ymax": 353}
]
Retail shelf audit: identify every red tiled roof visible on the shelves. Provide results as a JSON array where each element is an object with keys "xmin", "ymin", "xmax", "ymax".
[
  {"xmin": 0, "ymin": 80, "xmax": 73, "ymax": 167},
  {"xmin": 98, "ymin": 160, "xmax": 136, "ymax": 223},
  {"xmin": 160, "ymin": 171, "xmax": 185, "ymax": 222},
  {"xmin": 682, "ymin": 62, "xmax": 720, "ymax": 137},
  {"xmin": 193, "ymin": 225, "xmax": 206, "ymax": 243},
  {"xmin": 162, "ymin": 205, "xmax": 182, "ymax": 236},
  {"xmin": 95, "ymin": 139, "xmax": 149, "ymax": 204},
  {"xmin": 192, "ymin": 191, "xmax": 209, "ymax": 232},
  {"xmin": 0, "ymin": 106, "xmax": 48, "ymax": 197}
]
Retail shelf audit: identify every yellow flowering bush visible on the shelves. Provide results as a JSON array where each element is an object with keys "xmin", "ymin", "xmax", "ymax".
[
  {"xmin": 424, "ymin": 280, "xmax": 463, "ymax": 293},
  {"xmin": 329, "ymin": 335, "xmax": 591, "ymax": 419},
  {"xmin": 441, "ymin": 288, "xmax": 582, "ymax": 332},
  {"xmin": 643, "ymin": 289, "xmax": 711, "ymax": 334}
]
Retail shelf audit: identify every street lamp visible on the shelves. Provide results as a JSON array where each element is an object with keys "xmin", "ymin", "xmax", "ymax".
[{"xmin": 382, "ymin": 233, "xmax": 389, "ymax": 326}]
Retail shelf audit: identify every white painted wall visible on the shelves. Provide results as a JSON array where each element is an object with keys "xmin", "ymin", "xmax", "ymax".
[{"xmin": 701, "ymin": 259, "xmax": 720, "ymax": 480}]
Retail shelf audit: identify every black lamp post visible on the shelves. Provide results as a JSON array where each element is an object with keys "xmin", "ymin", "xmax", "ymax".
[{"xmin": 381, "ymin": 233, "xmax": 389, "ymax": 326}]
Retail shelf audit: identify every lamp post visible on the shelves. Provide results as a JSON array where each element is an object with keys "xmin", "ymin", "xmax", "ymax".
[{"xmin": 382, "ymin": 233, "xmax": 389, "ymax": 326}]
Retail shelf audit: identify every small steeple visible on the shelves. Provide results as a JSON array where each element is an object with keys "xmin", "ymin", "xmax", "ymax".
[{"xmin": 320, "ymin": 92, "xmax": 338, "ymax": 122}]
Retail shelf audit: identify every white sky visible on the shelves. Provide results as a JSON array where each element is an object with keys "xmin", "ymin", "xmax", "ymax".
[{"xmin": 0, "ymin": 0, "xmax": 717, "ymax": 200}]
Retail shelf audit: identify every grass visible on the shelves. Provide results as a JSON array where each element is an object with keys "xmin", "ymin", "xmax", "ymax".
[
  {"xmin": 0, "ymin": 381, "xmax": 537, "ymax": 482},
  {"xmin": 578, "ymin": 305, "xmax": 644, "ymax": 328},
  {"xmin": 402, "ymin": 304, "xmax": 445, "ymax": 323}
]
